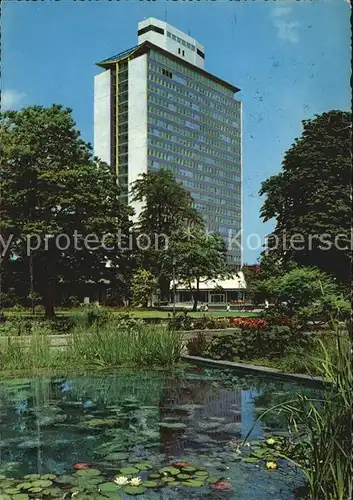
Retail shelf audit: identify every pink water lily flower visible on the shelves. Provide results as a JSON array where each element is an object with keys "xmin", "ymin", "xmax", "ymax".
[{"xmin": 211, "ymin": 481, "xmax": 232, "ymax": 490}]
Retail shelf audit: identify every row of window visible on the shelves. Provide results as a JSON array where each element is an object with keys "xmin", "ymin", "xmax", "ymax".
[
  {"xmin": 177, "ymin": 169, "xmax": 241, "ymax": 194},
  {"xmin": 148, "ymin": 159, "xmax": 240, "ymax": 189},
  {"xmin": 148, "ymin": 92, "xmax": 239, "ymax": 133},
  {"xmin": 192, "ymin": 191, "xmax": 240, "ymax": 208},
  {"xmin": 148, "ymin": 80, "xmax": 239, "ymax": 127},
  {"xmin": 148, "ymin": 116, "xmax": 240, "ymax": 149},
  {"xmin": 194, "ymin": 202, "xmax": 240, "ymax": 218},
  {"xmin": 148, "ymin": 147, "xmax": 241, "ymax": 176},
  {"xmin": 149, "ymin": 50, "xmax": 235, "ymax": 99},
  {"xmin": 167, "ymin": 31, "xmax": 196, "ymax": 51},
  {"xmin": 180, "ymin": 179, "xmax": 239, "ymax": 207},
  {"xmin": 148, "ymin": 71, "xmax": 240, "ymax": 124},
  {"xmin": 148, "ymin": 136, "xmax": 237, "ymax": 163},
  {"xmin": 148, "ymin": 75, "xmax": 240, "ymax": 135},
  {"xmin": 149, "ymin": 125, "xmax": 239, "ymax": 155},
  {"xmin": 148, "ymin": 64, "xmax": 240, "ymax": 116}
]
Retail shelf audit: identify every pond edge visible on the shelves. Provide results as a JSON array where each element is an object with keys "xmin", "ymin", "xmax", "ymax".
[{"xmin": 182, "ymin": 355, "xmax": 325, "ymax": 386}]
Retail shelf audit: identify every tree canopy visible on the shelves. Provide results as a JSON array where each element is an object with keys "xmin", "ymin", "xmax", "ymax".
[
  {"xmin": 0, "ymin": 105, "xmax": 131, "ymax": 316},
  {"xmin": 262, "ymin": 267, "xmax": 350, "ymax": 327},
  {"xmin": 130, "ymin": 169, "xmax": 203, "ymax": 299},
  {"xmin": 168, "ymin": 226, "xmax": 229, "ymax": 310},
  {"xmin": 260, "ymin": 110, "xmax": 351, "ymax": 284}
]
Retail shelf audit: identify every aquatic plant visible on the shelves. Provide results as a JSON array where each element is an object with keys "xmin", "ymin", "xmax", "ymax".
[
  {"xmin": 113, "ymin": 476, "xmax": 129, "ymax": 486},
  {"xmin": 0, "ymin": 460, "xmax": 230, "ymax": 498},
  {"xmin": 243, "ymin": 322, "xmax": 352, "ymax": 500}
]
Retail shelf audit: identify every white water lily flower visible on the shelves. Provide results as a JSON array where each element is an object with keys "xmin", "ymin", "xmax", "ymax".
[
  {"xmin": 114, "ymin": 475, "xmax": 129, "ymax": 486},
  {"xmin": 130, "ymin": 477, "xmax": 142, "ymax": 486}
]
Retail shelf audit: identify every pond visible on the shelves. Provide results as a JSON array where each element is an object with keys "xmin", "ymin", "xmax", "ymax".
[{"xmin": 0, "ymin": 366, "xmax": 322, "ymax": 499}]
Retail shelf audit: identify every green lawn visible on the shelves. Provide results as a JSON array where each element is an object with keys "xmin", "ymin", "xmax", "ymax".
[
  {"xmin": 127, "ymin": 310, "xmax": 259, "ymax": 318},
  {"xmin": 4, "ymin": 309, "xmax": 259, "ymax": 319}
]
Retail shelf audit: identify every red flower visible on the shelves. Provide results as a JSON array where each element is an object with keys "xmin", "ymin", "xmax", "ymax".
[
  {"xmin": 211, "ymin": 481, "xmax": 232, "ymax": 490},
  {"xmin": 73, "ymin": 463, "xmax": 91, "ymax": 470},
  {"xmin": 230, "ymin": 318, "xmax": 268, "ymax": 330}
]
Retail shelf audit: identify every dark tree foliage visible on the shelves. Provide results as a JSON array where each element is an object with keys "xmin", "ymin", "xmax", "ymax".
[
  {"xmin": 260, "ymin": 110, "xmax": 351, "ymax": 284},
  {"xmin": 0, "ymin": 105, "xmax": 132, "ymax": 316}
]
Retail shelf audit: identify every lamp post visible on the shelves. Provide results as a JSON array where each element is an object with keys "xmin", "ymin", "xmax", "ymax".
[{"xmin": 172, "ymin": 255, "xmax": 176, "ymax": 317}]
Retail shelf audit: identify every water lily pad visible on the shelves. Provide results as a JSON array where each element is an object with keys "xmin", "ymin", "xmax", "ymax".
[
  {"xmin": 41, "ymin": 474, "xmax": 56, "ymax": 480},
  {"xmin": 0, "ymin": 495, "xmax": 11, "ymax": 500},
  {"xmin": 28, "ymin": 487, "xmax": 43, "ymax": 493},
  {"xmin": 148, "ymin": 473, "xmax": 161, "ymax": 479},
  {"xmin": 4, "ymin": 488, "xmax": 21, "ymax": 494},
  {"xmin": 161, "ymin": 477, "xmax": 176, "ymax": 483},
  {"xmin": 86, "ymin": 418, "xmax": 117, "ymax": 428},
  {"xmin": 194, "ymin": 471, "xmax": 209, "ymax": 477},
  {"xmin": 23, "ymin": 474, "xmax": 40, "ymax": 480},
  {"xmin": 76, "ymin": 468, "xmax": 101, "ymax": 477},
  {"xmin": 105, "ymin": 453, "xmax": 129, "ymax": 461},
  {"xmin": 181, "ymin": 466, "xmax": 197, "ymax": 472},
  {"xmin": 12, "ymin": 495, "xmax": 29, "ymax": 500},
  {"xmin": 159, "ymin": 467, "xmax": 180, "ymax": 476},
  {"xmin": 243, "ymin": 457, "xmax": 260, "ymax": 463},
  {"xmin": 31, "ymin": 479, "xmax": 53, "ymax": 488},
  {"xmin": 42, "ymin": 488, "xmax": 63, "ymax": 497},
  {"xmin": 206, "ymin": 476, "xmax": 222, "ymax": 484},
  {"xmin": 134, "ymin": 462, "xmax": 153, "ymax": 471},
  {"xmin": 119, "ymin": 467, "xmax": 139, "ymax": 475},
  {"xmin": 182, "ymin": 480, "xmax": 205, "ymax": 487},
  {"xmin": 159, "ymin": 422, "xmax": 186, "ymax": 430},
  {"xmin": 122, "ymin": 485, "xmax": 146, "ymax": 495},
  {"xmin": 18, "ymin": 440, "xmax": 41, "ymax": 449},
  {"xmin": 53, "ymin": 474, "xmax": 73, "ymax": 483},
  {"xmin": 0, "ymin": 475, "xmax": 7, "ymax": 480},
  {"xmin": 16, "ymin": 483, "xmax": 32, "ymax": 490},
  {"xmin": 142, "ymin": 481, "xmax": 158, "ymax": 488},
  {"xmin": 176, "ymin": 473, "xmax": 191, "ymax": 480},
  {"xmin": 99, "ymin": 482, "xmax": 121, "ymax": 493}
]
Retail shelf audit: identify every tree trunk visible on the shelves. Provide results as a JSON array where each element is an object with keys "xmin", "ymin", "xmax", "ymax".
[
  {"xmin": 159, "ymin": 275, "xmax": 171, "ymax": 302},
  {"xmin": 39, "ymin": 281, "xmax": 56, "ymax": 318},
  {"xmin": 192, "ymin": 279, "xmax": 200, "ymax": 312},
  {"xmin": 43, "ymin": 293, "xmax": 55, "ymax": 318}
]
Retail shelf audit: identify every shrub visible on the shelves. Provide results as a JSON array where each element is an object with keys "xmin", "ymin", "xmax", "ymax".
[
  {"xmin": 68, "ymin": 296, "xmax": 81, "ymax": 307},
  {"xmin": 0, "ymin": 290, "xmax": 18, "ymax": 308},
  {"xmin": 204, "ymin": 326, "xmax": 313, "ymax": 361},
  {"xmin": 192, "ymin": 315, "xmax": 220, "ymax": 330},
  {"xmin": 186, "ymin": 332, "xmax": 207, "ymax": 356},
  {"xmin": 70, "ymin": 306, "xmax": 112, "ymax": 327},
  {"xmin": 168, "ymin": 312, "xmax": 194, "ymax": 331},
  {"xmin": 169, "ymin": 314, "xmax": 232, "ymax": 331}
]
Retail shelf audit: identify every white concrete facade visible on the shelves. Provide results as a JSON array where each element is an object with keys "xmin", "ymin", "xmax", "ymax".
[
  {"xmin": 138, "ymin": 17, "xmax": 205, "ymax": 69},
  {"xmin": 127, "ymin": 55, "xmax": 148, "ymax": 217},
  {"xmin": 93, "ymin": 70, "xmax": 111, "ymax": 164}
]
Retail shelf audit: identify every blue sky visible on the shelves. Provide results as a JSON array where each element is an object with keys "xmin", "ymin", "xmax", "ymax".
[{"xmin": 2, "ymin": 0, "xmax": 351, "ymax": 263}]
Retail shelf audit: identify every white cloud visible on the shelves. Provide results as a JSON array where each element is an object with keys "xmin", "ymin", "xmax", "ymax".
[
  {"xmin": 1, "ymin": 89, "xmax": 26, "ymax": 112},
  {"xmin": 270, "ymin": 6, "xmax": 300, "ymax": 44}
]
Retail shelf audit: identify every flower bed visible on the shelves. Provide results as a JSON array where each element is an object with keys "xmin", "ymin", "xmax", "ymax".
[{"xmin": 229, "ymin": 317, "xmax": 268, "ymax": 330}]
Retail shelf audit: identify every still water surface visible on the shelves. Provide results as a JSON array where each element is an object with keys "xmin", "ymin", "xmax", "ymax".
[{"xmin": 0, "ymin": 367, "xmax": 321, "ymax": 499}]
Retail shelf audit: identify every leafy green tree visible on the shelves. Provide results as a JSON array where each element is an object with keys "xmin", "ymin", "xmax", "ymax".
[
  {"xmin": 260, "ymin": 110, "xmax": 351, "ymax": 284},
  {"xmin": 131, "ymin": 269, "xmax": 157, "ymax": 308},
  {"xmin": 262, "ymin": 267, "xmax": 349, "ymax": 328},
  {"xmin": 168, "ymin": 227, "xmax": 229, "ymax": 311},
  {"xmin": 130, "ymin": 169, "xmax": 203, "ymax": 299},
  {"xmin": 0, "ymin": 105, "xmax": 132, "ymax": 317}
]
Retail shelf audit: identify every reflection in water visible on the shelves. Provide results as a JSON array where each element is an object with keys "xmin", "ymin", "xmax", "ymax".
[{"xmin": 0, "ymin": 367, "xmax": 321, "ymax": 499}]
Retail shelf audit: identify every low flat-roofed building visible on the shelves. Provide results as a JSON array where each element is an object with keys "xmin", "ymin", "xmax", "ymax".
[{"xmin": 175, "ymin": 272, "xmax": 246, "ymax": 305}]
